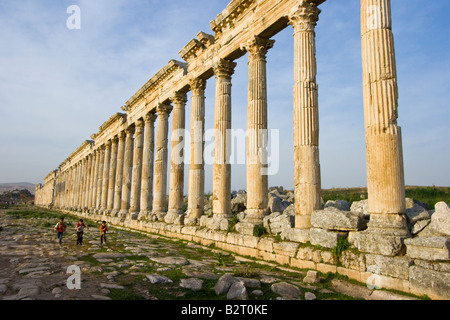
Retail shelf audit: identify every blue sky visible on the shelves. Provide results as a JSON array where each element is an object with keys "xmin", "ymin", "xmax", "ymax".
[{"xmin": 0, "ymin": 0, "xmax": 449, "ymax": 193}]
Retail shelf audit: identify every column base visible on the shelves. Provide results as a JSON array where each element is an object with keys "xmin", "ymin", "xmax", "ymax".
[
  {"xmin": 151, "ymin": 211, "xmax": 167, "ymax": 221},
  {"xmin": 164, "ymin": 210, "xmax": 185, "ymax": 225},
  {"xmin": 352, "ymin": 213, "xmax": 411, "ymax": 256},
  {"xmin": 295, "ymin": 214, "xmax": 312, "ymax": 229},
  {"xmin": 205, "ymin": 214, "xmax": 231, "ymax": 231},
  {"xmin": 128, "ymin": 211, "xmax": 139, "ymax": 220},
  {"xmin": 118, "ymin": 209, "xmax": 129, "ymax": 218},
  {"xmin": 137, "ymin": 210, "xmax": 151, "ymax": 221}
]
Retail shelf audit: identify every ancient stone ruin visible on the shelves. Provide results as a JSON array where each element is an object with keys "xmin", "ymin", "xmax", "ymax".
[{"xmin": 34, "ymin": 0, "xmax": 450, "ymax": 299}]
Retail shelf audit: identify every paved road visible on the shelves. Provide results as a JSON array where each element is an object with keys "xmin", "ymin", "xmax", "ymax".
[{"xmin": 0, "ymin": 205, "xmax": 418, "ymax": 301}]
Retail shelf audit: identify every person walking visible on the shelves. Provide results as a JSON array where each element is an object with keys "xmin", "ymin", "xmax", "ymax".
[
  {"xmin": 54, "ymin": 217, "xmax": 66, "ymax": 245},
  {"xmin": 75, "ymin": 219, "xmax": 87, "ymax": 245},
  {"xmin": 99, "ymin": 221, "xmax": 109, "ymax": 245}
]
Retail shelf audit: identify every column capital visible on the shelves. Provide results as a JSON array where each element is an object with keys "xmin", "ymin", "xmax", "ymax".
[
  {"xmin": 240, "ymin": 35, "xmax": 275, "ymax": 60},
  {"xmin": 126, "ymin": 125, "xmax": 135, "ymax": 135},
  {"xmin": 111, "ymin": 135, "xmax": 119, "ymax": 144},
  {"xmin": 170, "ymin": 92, "xmax": 188, "ymax": 105},
  {"xmin": 288, "ymin": 1, "xmax": 321, "ymax": 32},
  {"xmin": 189, "ymin": 78, "xmax": 207, "ymax": 95},
  {"xmin": 105, "ymin": 139, "xmax": 112, "ymax": 147},
  {"xmin": 156, "ymin": 104, "xmax": 173, "ymax": 117},
  {"xmin": 135, "ymin": 118, "xmax": 144, "ymax": 129},
  {"xmin": 213, "ymin": 58, "xmax": 237, "ymax": 80},
  {"xmin": 145, "ymin": 112, "xmax": 157, "ymax": 124},
  {"xmin": 118, "ymin": 130, "xmax": 126, "ymax": 140}
]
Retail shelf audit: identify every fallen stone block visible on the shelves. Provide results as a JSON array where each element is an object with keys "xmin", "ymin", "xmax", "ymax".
[
  {"xmin": 311, "ymin": 208, "xmax": 366, "ymax": 231},
  {"xmin": 405, "ymin": 237, "xmax": 450, "ymax": 261}
]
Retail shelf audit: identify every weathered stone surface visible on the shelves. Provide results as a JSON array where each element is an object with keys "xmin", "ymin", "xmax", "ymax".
[
  {"xmin": 273, "ymin": 241, "xmax": 299, "ymax": 257},
  {"xmin": 305, "ymin": 292, "xmax": 317, "ymax": 300},
  {"xmin": 265, "ymin": 213, "xmax": 295, "ymax": 234},
  {"xmin": 227, "ymin": 281, "xmax": 248, "ymax": 300},
  {"xmin": 303, "ymin": 270, "xmax": 320, "ymax": 284},
  {"xmin": 406, "ymin": 204, "xmax": 431, "ymax": 235},
  {"xmin": 311, "ymin": 208, "xmax": 366, "ymax": 231},
  {"xmin": 213, "ymin": 274, "xmax": 237, "ymax": 295},
  {"xmin": 236, "ymin": 277, "xmax": 261, "ymax": 289},
  {"xmin": 150, "ymin": 256, "xmax": 189, "ymax": 265},
  {"xmin": 324, "ymin": 200, "xmax": 350, "ymax": 211},
  {"xmin": 340, "ymin": 250, "xmax": 366, "ymax": 272},
  {"xmin": 281, "ymin": 228, "xmax": 310, "ymax": 243},
  {"xmin": 268, "ymin": 193, "xmax": 290, "ymax": 214},
  {"xmin": 231, "ymin": 191, "xmax": 246, "ymax": 213},
  {"xmin": 428, "ymin": 202, "xmax": 450, "ymax": 236},
  {"xmin": 410, "ymin": 265, "xmax": 450, "ymax": 299},
  {"xmin": 180, "ymin": 278, "xmax": 203, "ymax": 291},
  {"xmin": 350, "ymin": 199, "xmax": 369, "ymax": 217},
  {"xmin": 310, "ymin": 228, "xmax": 347, "ymax": 249},
  {"xmin": 146, "ymin": 274, "xmax": 173, "ymax": 284},
  {"xmin": 365, "ymin": 254, "xmax": 412, "ymax": 279},
  {"xmin": 352, "ymin": 229, "xmax": 408, "ymax": 256},
  {"xmin": 405, "ymin": 237, "xmax": 450, "ymax": 261},
  {"xmin": 271, "ymin": 282, "xmax": 302, "ymax": 299}
]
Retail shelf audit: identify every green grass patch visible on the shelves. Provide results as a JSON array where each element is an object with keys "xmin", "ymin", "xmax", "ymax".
[{"xmin": 107, "ymin": 288, "xmax": 146, "ymax": 300}]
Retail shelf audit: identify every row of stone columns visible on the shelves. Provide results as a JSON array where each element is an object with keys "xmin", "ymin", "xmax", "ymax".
[{"xmin": 48, "ymin": 0, "xmax": 406, "ymax": 238}]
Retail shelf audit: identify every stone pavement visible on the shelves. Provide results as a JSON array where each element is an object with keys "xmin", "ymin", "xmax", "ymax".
[{"xmin": 0, "ymin": 205, "xmax": 420, "ymax": 301}]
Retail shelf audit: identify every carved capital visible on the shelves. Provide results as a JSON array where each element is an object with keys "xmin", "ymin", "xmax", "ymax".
[
  {"xmin": 288, "ymin": 1, "xmax": 320, "ymax": 32},
  {"xmin": 213, "ymin": 58, "xmax": 237, "ymax": 80},
  {"xmin": 126, "ymin": 125, "xmax": 135, "ymax": 136},
  {"xmin": 156, "ymin": 104, "xmax": 173, "ymax": 117},
  {"xmin": 135, "ymin": 118, "xmax": 144, "ymax": 128},
  {"xmin": 189, "ymin": 78, "xmax": 207, "ymax": 95},
  {"xmin": 118, "ymin": 130, "xmax": 126, "ymax": 140},
  {"xmin": 241, "ymin": 36, "xmax": 275, "ymax": 61},
  {"xmin": 145, "ymin": 112, "xmax": 157, "ymax": 124},
  {"xmin": 170, "ymin": 92, "xmax": 188, "ymax": 106}
]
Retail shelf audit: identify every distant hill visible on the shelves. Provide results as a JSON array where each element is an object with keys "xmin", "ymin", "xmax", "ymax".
[{"xmin": 0, "ymin": 182, "xmax": 36, "ymax": 195}]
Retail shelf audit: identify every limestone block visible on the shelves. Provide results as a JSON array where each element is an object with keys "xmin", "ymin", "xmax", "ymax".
[
  {"xmin": 268, "ymin": 193, "xmax": 290, "ymax": 214},
  {"xmin": 405, "ymin": 237, "xmax": 450, "ymax": 261},
  {"xmin": 409, "ymin": 265, "xmax": 450, "ymax": 299},
  {"xmin": 257, "ymin": 237, "xmax": 274, "ymax": 253},
  {"xmin": 350, "ymin": 199, "xmax": 369, "ymax": 217},
  {"xmin": 296, "ymin": 246, "xmax": 321, "ymax": 263},
  {"xmin": 273, "ymin": 241, "xmax": 300, "ymax": 258},
  {"xmin": 324, "ymin": 200, "xmax": 350, "ymax": 211},
  {"xmin": 227, "ymin": 281, "xmax": 248, "ymax": 300},
  {"xmin": 311, "ymin": 208, "xmax": 366, "ymax": 231},
  {"xmin": 352, "ymin": 229, "xmax": 408, "ymax": 256},
  {"xmin": 340, "ymin": 250, "xmax": 366, "ymax": 272},
  {"xmin": 234, "ymin": 222, "xmax": 255, "ymax": 236},
  {"xmin": 310, "ymin": 228, "xmax": 347, "ymax": 249},
  {"xmin": 365, "ymin": 254, "xmax": 412, "ymax": 279},
  {"xmin": 264, "ymin": 213, "xmax": 294, "ymax": 235},
  {"xmin": 429, "ymin": 202, "xmax": 450, "ymax": 236},
  {"xmin": 406, "ymin": 203, "xmax": 431, "ymax": 235},
  {"xmin": 280, "ymin": 228, "xmax": 310, "ymax": 243}
]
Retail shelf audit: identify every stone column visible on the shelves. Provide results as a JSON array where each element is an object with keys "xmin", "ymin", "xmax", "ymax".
[
  {"xmin": 152, "ymin": 105, "xmax": 172, "ymax": 219},
  {"xmin": 81, "ymin": 157, "xmax": 89, "ymax": 210},
  {"xmin": 106, "ymin": 136, "xmax": 118, "ymax": 214},
  {"xmin": 288, "ymin": 1, "xmax": 322, "ymax": 229},
  {"xmin": 83, "ymin": 154, "xmax": 92, "ymax": 211},
  {"xmin": 129, "ymin": 119, "xmax": 144, "ymax": 219},
  {"xmin": 240, "ymin": 36, "xmax": 274, "ymax": 226},
  {"xmin": 95, "ymin": 145, "xmax": 105, "ymax": 212},
  {"xmin": 212, "ymin": 59, "xmax": 236, "ymax": 222},
  {"xmin": 119, "ymin": 126, "xmax": 135, "ymax": 217},
  {"xmin": 89, "ymin": 149, "xmax": 99, "ymax": 211},
  {"xmin": 100, "ymin": 140, "xmax": 111, "ymax": 214},
  {"xmin": 165, "ymin": 92, "xmax": 188, "ymax": 224},
  {"xmin": 354, "ymin": 0, "xmax": 408, "ymax": 256},
  {"xmin": 112, "ymin": 131, "xmax": 126, "ymax": 216},
  {"xmin": 139, "ymin": 112, "xmax": 157, "ymax": 220},
  {"xmin": 186, "ymin": 78, "xmax": 207, "ymax": 222}
]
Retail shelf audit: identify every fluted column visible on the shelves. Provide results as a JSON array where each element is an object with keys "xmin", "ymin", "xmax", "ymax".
[
  {"xmin": 130, "ymin": 119, "xmax": 144, "ymax": 219},
  {"xmin": 241, "ymin": 35, "xmax": 274, "ymax": 224},
  {"xmin": 139, "ymin": 112, "xmax": 157, "ymax": 220},
  {"xmin": 89, "ymin": 149, "xmax": 99, "ymax": 211},
  {"xmin": 152, "ymin": 105, "xmax": 172, "ymax": 218},
  {"xmin": 95, "ymin": 145, "xmax": 105, "ymax": 212},
  {"xmin": 186, "ymin": 78, "xmax": 207, "ymax": 221},
  {"xmin": 355, "ymin": 0, "xmax": 408, "ymax": 256},
  {"xmin": 119, "ymin": 126, "xmax": 135, "ymax": 217},
  {"xmin": 289, "ymin": 1, "xmax": 322, "ymax": 229},
  {"xmin": 106, "ymin": 136, "xmax": 118, "ymax": 214},
  {"xmin": 166, "ymin": 92, "xmax": 187, "ymax": 223},
  {"xmin": 112, "ymin": 131, "xmax": 126, "ymax": 216},
  {"xmin": 100, "ymin": 140, "xmax": 111, "ymax": 213},
  {"xmin": 212, "ymin": 59, "xmax": 236, "ymax": 219},
  {"xmin": 83, "ymin": 154, "xmax": 92, "ymax": 211},
  {"xmin": 81, "ymin": 157, "xmax": 88, "ymax": 210}
]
